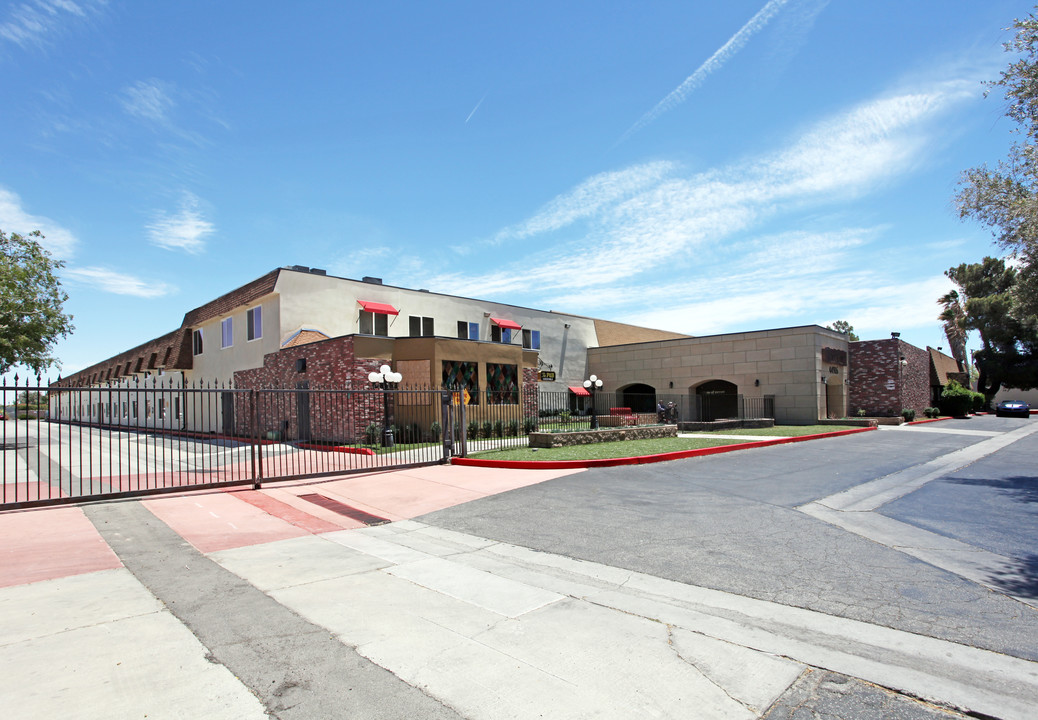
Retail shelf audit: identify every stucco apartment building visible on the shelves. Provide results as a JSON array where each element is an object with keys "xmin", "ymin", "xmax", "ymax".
[
  {"xmin": 53, "ymin": 266, "xmax": 964, "ymax": 434},
  {"xmin": 53, "ymin": 266, "xmax": 687, "ymax": 433}
]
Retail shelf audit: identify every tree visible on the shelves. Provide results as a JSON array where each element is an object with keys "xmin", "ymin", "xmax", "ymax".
[
  {"xmin": 937, "ymin": 289, "xmax": 968, "ymax": 366},
  {"xmin": 955, "ymin": 8, "xmax": 1038, "ymax": 316},
  {"xmin": 0, "ymin": 229, "xmax": 74, "ymax": 375},
  {"xmin": 826, "ymin": 320, "xmax": 859, "ymax": 341},
  {"xmin": 943, "ymin": 258, "xmax": 1038, "ymax": 404}
]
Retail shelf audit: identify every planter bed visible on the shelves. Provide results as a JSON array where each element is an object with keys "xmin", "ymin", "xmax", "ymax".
[
  {"xmin": 677, "ymin": 419, "xmax": 774, "ymax": 432},
  {"xmin": 528, "ymin": 425, "xmax": 677, "ymax": 448}
]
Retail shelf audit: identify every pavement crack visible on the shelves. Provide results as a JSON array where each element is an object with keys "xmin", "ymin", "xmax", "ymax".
[{"xmin": 664, "ymin": 624, "xmax": 756, "ymax": 712}]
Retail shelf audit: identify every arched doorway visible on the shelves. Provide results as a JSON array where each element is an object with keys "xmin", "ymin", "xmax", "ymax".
[
  {"xmin": 620, "ymin": 383, "xmax": 656, "ymax": 413},
  {"xmin": 696, "ymin": 380, "xmax": 738, "ymax": 421}
]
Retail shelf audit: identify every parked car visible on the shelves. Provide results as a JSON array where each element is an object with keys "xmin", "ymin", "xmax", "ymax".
[{"xmin": 995, "ymin": 400, "xmax": 1031, "ymax": 418}]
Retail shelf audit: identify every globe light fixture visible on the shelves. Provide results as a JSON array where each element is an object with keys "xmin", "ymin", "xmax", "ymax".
[
  {"xmin": 369, "ymin": 365, "xmax": 403, "ymax": 446},
  {"xmin": 583, "ymin": 374, "xmax": 603, "ymax": 429}
]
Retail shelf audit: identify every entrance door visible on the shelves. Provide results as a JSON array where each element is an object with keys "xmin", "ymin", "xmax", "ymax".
[
  {"xmin": 826, "ymin": 378, "xmax": 845, "ymax": 419},
  {"xmin": 696, "ymin": 380, "xmax": 738, "ymax": 421},
  {"xmin": 220, "ymin": 392, "xmax": 235, "ymax": 436},
  {"xmin": 296, "ymin": 381, "xmax": 311, "ymax": 441}
]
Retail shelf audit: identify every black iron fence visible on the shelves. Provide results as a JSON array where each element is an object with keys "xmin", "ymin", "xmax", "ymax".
[
  {"xmin": 2, "ymin": 379, "xmax": 463, "ymax": 509},
  {"xmin": 2, "ymin": 379, "xmax": 777, "ymax": 509}
]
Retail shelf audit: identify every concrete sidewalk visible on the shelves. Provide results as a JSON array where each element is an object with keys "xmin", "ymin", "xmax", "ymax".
[{"xmin": 1, "ymin": 463, "xmax": 1031, "ymax": 719}]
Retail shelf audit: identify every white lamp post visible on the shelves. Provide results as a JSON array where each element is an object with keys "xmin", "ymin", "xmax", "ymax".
[
  {"xmin": 368, "ymin": 364, "xmax": 403, "ymax": 447},
  {"xmin": 583, "ymin": 374, "xmax": 603, "ymax": 429}
]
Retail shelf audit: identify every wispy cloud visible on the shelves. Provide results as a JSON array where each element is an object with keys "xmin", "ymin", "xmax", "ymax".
[
  {"xmin": 147, "ymin": 192, "xmax": 214, "ymax": 254},
  {"xmin": 0, "ymin": 187, "xmax": 77, "ymax": 258},
  {"xmin": 120, "ymin": 79, "xmax": 175, "ymax": 123},
  {"xmin": 424, "ymin": 76, "xmax": 978, "ymax": 331},
  {"xmin": 0, "ymin": 0, "xmax": 101, "ymax": 50},
  {"xmin": 617, "ymin": 0, "xmax": 796, "ymax": 144},
  {"xmin": 63, "ymin": 266, "xmax": 176, "ymax": 298},
  {"xmin": 487, "ymin": 160, "xmax": 675, "ymax": 244}
]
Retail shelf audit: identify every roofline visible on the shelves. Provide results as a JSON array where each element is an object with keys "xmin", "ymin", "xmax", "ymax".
[{"xmin": 589, "ymin": 324, "xmax": 845, "ymax": 350}]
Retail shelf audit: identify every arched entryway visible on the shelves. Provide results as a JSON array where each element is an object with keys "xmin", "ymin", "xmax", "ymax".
[
  {"xmin": 695, "ymin": 380, "xmax": 738, "ymax": 421},
  {"xmin": 619, "ymin": 383, "xmax": 657, "ymax": 413}
]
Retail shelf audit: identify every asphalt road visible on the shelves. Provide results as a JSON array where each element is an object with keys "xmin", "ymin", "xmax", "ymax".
[{"xmin": 419, "ymin": 416, "xmax": 1038, "ymax": 663}]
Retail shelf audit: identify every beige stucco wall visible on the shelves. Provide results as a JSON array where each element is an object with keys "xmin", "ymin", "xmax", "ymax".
[
  {"xmin": 588, "ymin": 326, "xmax": 849, "ymax": 424},
  {"xmin": 272, "ymin": 269, "xmax": 602, "ymax": 391},
  {"xmin": 49, "ymin": 371, "xmax": 190, "ymax": 431}
]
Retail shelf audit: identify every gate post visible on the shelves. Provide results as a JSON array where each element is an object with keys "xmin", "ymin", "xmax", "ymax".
[
  {"xmin": 440, "ymin": 391, "xmax": 453, "ymax": 461},
  {"xmin": 249, "ymin": 389, "xmax": 260, "ymax": 489}
]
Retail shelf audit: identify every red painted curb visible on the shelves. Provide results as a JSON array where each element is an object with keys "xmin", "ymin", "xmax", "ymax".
[
  {"xmin": 297, "ymin": 443, "xmax": 376, "ymax": 456},
  {"xmin": 451, "ymin": 426, "xmax": 877, "ymax": 470}
]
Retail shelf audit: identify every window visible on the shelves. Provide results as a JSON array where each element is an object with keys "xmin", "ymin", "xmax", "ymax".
[
  {"xmin": 523, "ymin": 329, "xmax": 541, "ymax": 349},
  {"xmin": 174, "ymin": 396, "xmax": 181, "ymax": 420},
  {"xmin": 221, "ymin": 318, "xmax": 233, "ymax": 348},
  {"xmin": 491, "ymin": 326, "xmax": 512, "ymax": 344},
  {"xmin": 457, "ymin": 321, "xmax": 479, "ymax": 340},
  {"xmin": 359, "ymin": 310, "xmax": 389, "ymax": 336},
  {"xmin": 247, "ymin": 306, "xmax": 262, "ymax": 341},
  {"xmin": 442, "ymin": 360, "xmax": 479, "ymax": 405},
  {"xmin": 486, "ymin": 363, "xmax": 519, "ymax": 404},
  {"xmin": 192, "ymin": 329, "xmax": 203, "ymax": 356},
  {"xmin": 158, "ymin": 398, "xmax": 166, "ymax": 419},
  {"xmin": 409, "ymin": 316, "xmax": 434, "ymax": 337}
]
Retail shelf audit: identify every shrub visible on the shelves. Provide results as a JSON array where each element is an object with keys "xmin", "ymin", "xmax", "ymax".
[
  {"xmin": 559, "ymin": 410, "xmax": 572, "ymax": 422},
  {"xmin": 900, "ymin": 408, "xmax": 916, "ymax": 422},
  {"xmin": 939, "ymin": 380, "xmax": 973, "ymax": 417},
  {"xmin": 856, "ymin": 408, "xmax": 866, "ymax": 417},
  {"xmin": 481, "ymin": 421, "xmax": 493, "ymax": 439},
  {"xmin": 507, "ymin": 419, "xmax": 520, "ymax": 437},
  {"xmin": 364, "ymin": 423, "xmax": 381, "ymax": 445},
  {"xmin": 522, "ymin": 417, "xmax": 537, "ymax": 434},
  {"xmin": 429, "ymin": 421, "xmax": 442, "ymax": 441},
  {"xmin": 467, "ymin": 420, "xmax": 480, "ymax": 439},
  {"xmin": 971, "ymin": 391, "xmax": 987, "ymax": 413},
  {"xmin": 492, "ymin": 419, "xmax": 504, "ymax": 437}
]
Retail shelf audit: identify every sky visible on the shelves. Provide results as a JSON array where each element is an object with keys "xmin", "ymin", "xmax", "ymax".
[{"xmin": 1, "ymin": 0, "xmax": 1035, "ymax": 380}]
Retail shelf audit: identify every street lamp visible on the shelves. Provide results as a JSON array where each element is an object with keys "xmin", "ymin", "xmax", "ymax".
[
  {"xmin": 368, "ymin": 364, "xmax": 403, "ymax": 447},
  {"xmin": 583, "ymin": 374, "xmax": 603, "ymax": 430}
]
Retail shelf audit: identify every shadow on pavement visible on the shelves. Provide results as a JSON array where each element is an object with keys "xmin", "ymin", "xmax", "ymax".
[
  {"xmin": 947, "ymin": 475, "xmax": 1038, "ymax": 505},
  {"xmin": 986, "ymin": 553, "xmax": 1038, "ymax": 600}
]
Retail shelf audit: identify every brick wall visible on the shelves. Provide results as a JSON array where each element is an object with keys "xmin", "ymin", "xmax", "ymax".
[
  {"xmin": 523, "ymin": 367, "xmax": 540, "ymax": 420},
  {"xmin": 231, "ymin": 336, "xmax": 393, "ymax": 442},
  {"xmin": 849, "ymin": 339, "xmax": 930, "ymax": 417}
]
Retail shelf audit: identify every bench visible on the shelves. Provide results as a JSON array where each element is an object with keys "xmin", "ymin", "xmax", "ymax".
[{"xmin": 608, "ymin": 407, "xmax": 637, "ymax": 426}]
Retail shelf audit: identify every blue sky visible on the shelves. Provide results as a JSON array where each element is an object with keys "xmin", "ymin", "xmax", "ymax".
[{"xmin": 1, "ymin": 0, "xmax": 1033, "ymax": 379}]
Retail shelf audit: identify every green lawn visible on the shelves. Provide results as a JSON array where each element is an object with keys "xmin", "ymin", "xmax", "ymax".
[
  {"xmin": 684, "ymin": 424, "xmax": 855, "ymax": 437},
  {"xmin": 470, "ymin": 436, "xmax": 749, "ymax": 462},
  {"xmin": 468, "ymin": 425, "xmax": 861, "ymax": 462}
]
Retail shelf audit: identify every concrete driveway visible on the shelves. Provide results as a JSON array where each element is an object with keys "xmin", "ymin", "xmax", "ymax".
[{"xmin": 2, "ymin": 416, "xmax": 1035, "ymax": 719}]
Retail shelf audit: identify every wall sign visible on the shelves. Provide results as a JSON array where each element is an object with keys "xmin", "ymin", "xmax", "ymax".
[
  {"xmin": 821, "ymin": 347, "xmax": 847, "ymax": 366},
  {"xmin": 539, "ymin": 371, "xmax": 556, "ymax": 382}
]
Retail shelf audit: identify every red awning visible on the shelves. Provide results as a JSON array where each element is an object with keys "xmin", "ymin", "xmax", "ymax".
[
  {"xmin": 490, "ymin": 316, "xmax": 521, "ymax": 330},
  {"xmin": 358, "ymin": 300, "xmax": 399, "ymax": 316},
  {"xmin": 568, "ymin": 385, "xmax": 590, "ymax": 396}
]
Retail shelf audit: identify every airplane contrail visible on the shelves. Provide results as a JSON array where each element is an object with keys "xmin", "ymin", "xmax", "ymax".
[
  {"xmin": 465, "ymin": 93, "xmax": 487, "ymax": 124},
  {"xmin": 616, "ymin": 0, "xmax": 792, "ymax": 145}
]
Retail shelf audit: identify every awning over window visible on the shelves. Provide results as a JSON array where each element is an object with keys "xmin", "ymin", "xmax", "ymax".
[
  {"xmin": 568, "ymin": 385, "xmax": 590, "ymax": 396},
  {"xmin": 358, "ymin": 300, "xmax": 399, "ymax": 316},
  {"xmin": 490, "ymin": 316, "xmax": 521, "ymax": 330}
]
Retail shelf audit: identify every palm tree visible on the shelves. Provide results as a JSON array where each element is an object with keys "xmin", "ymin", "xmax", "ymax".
[{"xmin": 938, "ymin": 290, "xmax": 968, "ymax": 367}]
